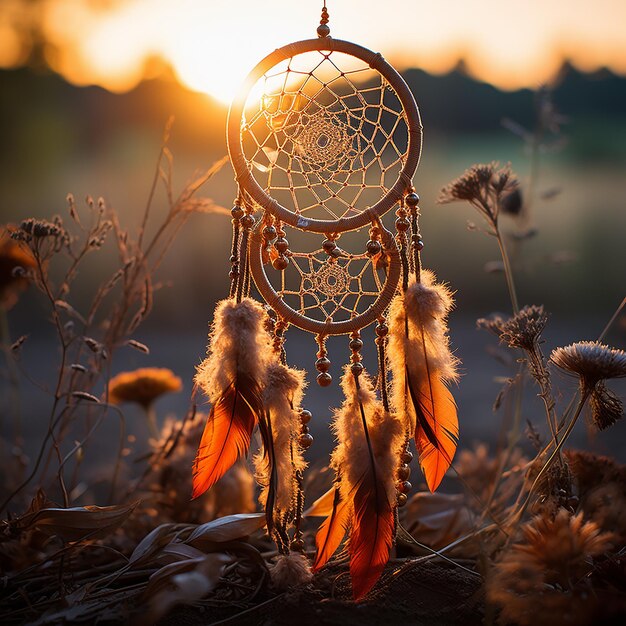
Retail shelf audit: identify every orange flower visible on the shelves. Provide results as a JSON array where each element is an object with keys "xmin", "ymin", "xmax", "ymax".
[
  {"xmin": 0, "ymin": 225, "xmax": 36, "ymax": 310},
  {"xmin": 108, "ymin": 368, "xmax": 182, "ymax": 409}
]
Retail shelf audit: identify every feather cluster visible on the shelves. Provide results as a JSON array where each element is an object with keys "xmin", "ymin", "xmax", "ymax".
[
  {"xmin": 254, "ymin": 362, "xmax": 307, "ymax": 528},
  {"xmin": 388, "ymin": 269, "xmax": 460, "ymax": 492},
  {"xmin": 192, "ymin": 298, "xmax": 273, "ymax": 499},
  {"xmin": 314, "ymin": 366, "xmax": 404, "ymax": 600}
]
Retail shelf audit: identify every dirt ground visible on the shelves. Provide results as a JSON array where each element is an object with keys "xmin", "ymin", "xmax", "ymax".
[{"xmin": 159, "ymin": 561, "xmax": 484, "ymax": 626}]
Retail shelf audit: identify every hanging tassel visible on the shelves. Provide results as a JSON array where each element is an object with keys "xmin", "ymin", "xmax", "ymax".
[
  {"xmin": 314, "ymin": 366, "xmax": 404, "ymax": 600},
  {"xmin": 192, "ymin": 297, "xmax": 273, "ymax": 498},
  {"xmin": 388, "ymin": 269, "xmax": 460, "ymax": 492},
  {"xmin": 254, "ymin": 362, "xmax": 307, "ymax": 541}
]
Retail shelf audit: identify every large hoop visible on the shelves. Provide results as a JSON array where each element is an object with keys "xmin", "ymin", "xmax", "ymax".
[
  {"xmin": 249, "ymin": 219, "xmax": 401, "ymax": 335},
  {"xmin": 228, "ymin": 37, "xmax": 422, "ymax": 234}
]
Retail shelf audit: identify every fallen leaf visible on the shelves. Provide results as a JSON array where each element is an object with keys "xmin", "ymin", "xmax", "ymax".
[
  {"xmin": 143, "ymin": 553, "xmax": 233, "ymax": 622},
  {"xmin": 402, "ymin": 492, "xmax": 475, "ymax": 552},
  {"xmin": 25, "ymin": 502, "xmax": 138, "ymax": 542},
  {"xmin": 186, "ymin": 513, "xmax": 265, "ymax": 549},
  {"xmin": 129, "ymin": 523, "xmax": 193, "ymax": 568},
  {"xmin": 158, "ymin": 543, "xmax": 206, "ymax": 564}
]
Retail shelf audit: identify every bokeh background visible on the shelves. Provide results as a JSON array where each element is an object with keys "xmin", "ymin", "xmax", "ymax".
[{"xmin": 1, "ymin": 0, "xmax": 625, "ymax": 473}]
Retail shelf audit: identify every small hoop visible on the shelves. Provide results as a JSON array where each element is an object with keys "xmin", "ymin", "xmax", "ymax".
[
  {"xmin": 249, "ymin": 220, "xmax": 401, "ymax": 335},
  {"xmin": 227, "ymin": 37, "xmax": 422, "ymax": 234}
]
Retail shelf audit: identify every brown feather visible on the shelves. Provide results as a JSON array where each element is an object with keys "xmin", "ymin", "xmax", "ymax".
[
  {"xmin": 192, "ymin": 372, "xmax": 262, "ymax": 498},
  {"xmin": 407, "ymin": 369, "xmax": 458, "ymax": 492},
  {"xmin": 349, "ymin": 470, "xmax": 394, "ymax": 600},
  {"xmin": 348, "ymin": 376, "xmax": 395, "ymax": 600},
  {"xmin": 313, "ymin": 487, "xmax": 350, "ymax": 572}
]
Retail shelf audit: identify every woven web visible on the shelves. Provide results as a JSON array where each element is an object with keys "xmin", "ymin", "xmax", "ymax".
[
  {"xmin": 274, "ymin": 246, "xmax": 385, "ymax": 324},
  {"xmin": 241, "ymin": 50, "xmax": 409, "ymax": 222}
]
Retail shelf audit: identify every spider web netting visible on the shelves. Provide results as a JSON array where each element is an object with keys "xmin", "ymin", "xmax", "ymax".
[
  {"xmin": 269, "ymin": 239, "xmax": 387, "ymax": 324},
  {"xmin": 241, "ymin": 50, "xmax": 410, "ymax": 222}
]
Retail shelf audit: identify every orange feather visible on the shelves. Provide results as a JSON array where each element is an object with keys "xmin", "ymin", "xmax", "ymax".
[
  {"xmin": 192, "ymin": 373, "xmax": 262, "ymax": 499},
  {"xmin": 408, "ymin": 370, "xmax": 458, "ymax": 492},
  {"xmin": 313, "ymin": 487, "xmax": 350, "ymax": 572},
  {"xmin": 349, "ymin": 472, "xmax": 395, "ymax": 600}
]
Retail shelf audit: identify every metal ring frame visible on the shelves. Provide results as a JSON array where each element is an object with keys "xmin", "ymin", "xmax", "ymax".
[
  {"xmin": 227, "ymin": 37, "xmax": 423, "ymax": 234},
  {"xmin": 249, "ymin": 219, "xmax": 401, "ymax": 335}
]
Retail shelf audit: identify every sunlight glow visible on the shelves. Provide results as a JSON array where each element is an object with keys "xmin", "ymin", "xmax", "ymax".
[{"xmin": 1, "ymin": 0, "xmax": 625, "ymax": 102}]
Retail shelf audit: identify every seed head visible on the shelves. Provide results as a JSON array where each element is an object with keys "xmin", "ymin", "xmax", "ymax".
[
  {"xmin": 437, "ymin": 162, "xmax": 519, "ymax": 229},
  {"xmin": 589, "ymin": 382, "xmax": 623, "ymax": 431},
  {"xmin": 478, "ymin": 305, "xmax": 547, "ymax": 351},
  {"xmin": 551, "ymin": 342, "xmax": 626, "ymax": 389}
]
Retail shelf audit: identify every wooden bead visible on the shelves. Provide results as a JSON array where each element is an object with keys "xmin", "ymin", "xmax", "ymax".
[
  {"xmin": 240, "ymin": 214, "xmax": 255, "ymax": 229},
  {"xmin": 375, "ymin": 323, "xmax": 389, "ymax": 337},
  {"xmin": 298, "ymin": 433, "xmax": 314, "ymax": 449},
  {"xmin": 397, "ymin": 493, "xmax": 408, "ymax": 507},
  {"xmin": 315, "ymin": 357, "xmax": 331, "ymax": 372},
  {"xmin": 349, "ymin": 337, "xmax": 363, "ymax": 351},
  {"xmin": 300, "ymin": 409, "xmax": 312, "ymax": 424},
  {"xmin": 398, "ymin": 480, "xmax": 412, "ymax": 493},
  {"xmin": 263, "ymin": 225, "xmax": 277, "ymax": 240},
  {"xmin": 350, "ymin": 362, "xmax": 364, "ymax": 376},
  {"xmin": 274, "ymin": 237, "xmax": 289, "ymax": 254},
  {"xmin": 405, "ymin": 192, "xmax": 420, "ymax": 207},
  {"xmin": 395, "ymin": 217, "xmax": 410, "ymax": 232},
  {"xmin": 317, "ymin": 372, "xmax": 332, "ymax": 387},
  {"xmin": 401, "ymin": 450, "xmax": 413, "ymax": 464},
  {"xmin": 322, "ymin": 239, "xmax": 336, "ymax": 253},
  {"xmin": 272, "ymin": 256, "xmax": 289, "ymax": 270},
  {"xmin": 398, "ymin": 464, "xmax": 411, "ymax": 481},
  {"xmin": 366, "ymin": 240, "xmax": 382, "ymax": 255}
]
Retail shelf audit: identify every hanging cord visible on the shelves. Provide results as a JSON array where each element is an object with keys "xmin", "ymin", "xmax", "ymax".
[
  {"xmin": 396, "ymin": 200, "xmax": 410, "ymax": 293},
  {"xmin": 291, "ymin": 438, "xmax": 305, "ymax": 551},
  {"xmin": 406, "ymin": 191, "xmax": 422, "ymax": 283},
  {"xmin": 229, "ymin": 195, "xmax": 243, "ymax": 298},
  {"xmin": 236, "ymin": 200, "xmax": 255, "ymax": 304},
  {"xmin": 375, "ymin": 317, "xmax": 390, "ymax": 412},
  {"xmin": 274, "ymin": 318, "xmax": 289, "ymax": 365}
]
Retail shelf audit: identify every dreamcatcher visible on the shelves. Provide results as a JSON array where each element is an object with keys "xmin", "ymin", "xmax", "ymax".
[{"xmin": 193, "ymin": 4, "xmax": 460, "ymax": 599}]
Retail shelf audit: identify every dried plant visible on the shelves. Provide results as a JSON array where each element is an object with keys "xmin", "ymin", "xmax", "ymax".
[
  {"xmin": 0, "ymin": 120, "xmax": 227, "ymax": 516},
  {"xmin": 487, "ymin": 509, "xmax": 614, "ymax": 626}
]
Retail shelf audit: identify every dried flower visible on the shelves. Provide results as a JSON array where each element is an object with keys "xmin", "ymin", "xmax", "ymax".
[
  {"xmin": 488, "ymin": 509, "xmax": 613, "ymax": 626},
  {"xmin": 108, "ymin": 367, "xmax": 182, "ymax": 409},
  {"xmin": 0, "ymin": 225, "xmax": 36, "ymax": 309},
  {"xmin": 551, "ymin": 342, "xmax": 626, "ymax": 430},
  {"xmin": 565, "ymin": 450, "xmax": 626, "ymax": 541},
  {"xmin": 551, "ymin": 342, "xmax": 626, "ymax": 387},
  {"xmin": 437, "ymin": 162, "xmax": 519, "ymax": 230},
  {"xmin": 479, "ymin": 305, "xmax": 547, "ymax": 351}
]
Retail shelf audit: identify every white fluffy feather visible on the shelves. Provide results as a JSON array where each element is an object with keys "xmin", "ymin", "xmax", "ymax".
[
  {"xmin": 255, "ymin": 362, "xmax": 308, "ymax": 513},
  {"xmin": 388, "ymin": 270, "xmax": 459, "ymax": 432},
  {"xmin": 194, "ymin": 297, "xmax": 273, "ymax": 401},
  {"xmin": 330, "ymin": 366, "xmax": 404, "ymax": 509}
]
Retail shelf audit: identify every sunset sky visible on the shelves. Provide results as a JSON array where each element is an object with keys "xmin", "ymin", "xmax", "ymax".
[{"xmin": 1, "ymin": 0, "xmax": 626, "ymax": 103}]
